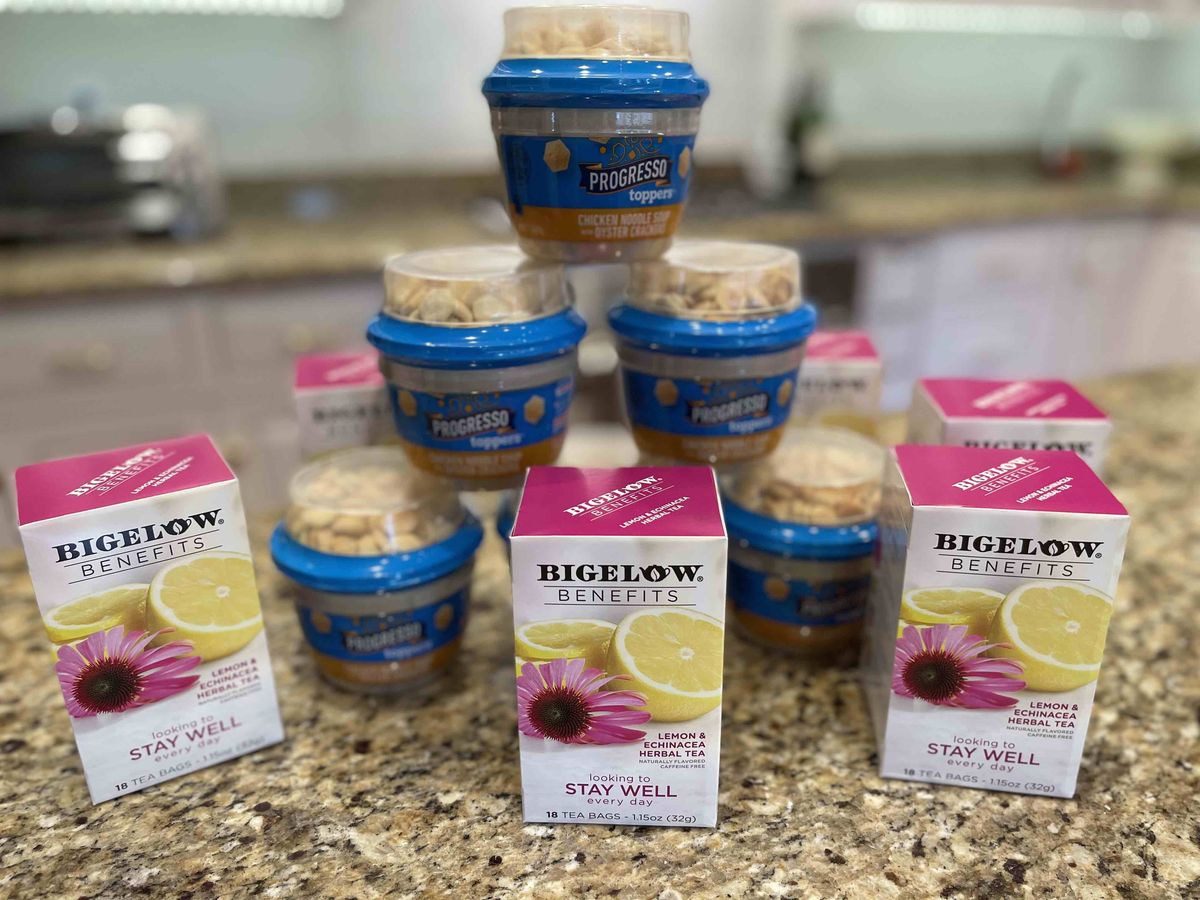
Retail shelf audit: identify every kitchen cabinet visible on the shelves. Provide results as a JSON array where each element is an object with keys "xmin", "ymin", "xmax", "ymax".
[
  {"xmin": 0, "ymin": 499, "xmax": 11, "ymax": 547},
  {"xmin": 1123, "ymin": 218, "xmax": 1200, "ymax": 371},
  {"xmin": 932, "ymin": 223, "xmax": 1067, "ymax": 303},
  {"xmin": 924, "ymin": 223, "xmax": 1068, "ymax": 379},
  {"xmin": 0, "ymin": 276, "xmax": 380, "ymax": 536},
  {"xmin": 0, "ymin": 301, "xmax": 200, "ymax": 399},
  {"xmin": 860, "ymin": 223, "xmax": 1076, "ymax": 392},
  {"xmin": 855, "ymin": 215, "xmax": 1193, "ymax": 409},
  {"xmin": 856, "ymin": 237, "xmax": 936, "ymax": 409},
  {"xmin": 1057, "ymin": 219, "xmax": 1156, "ymax": 379},
  {"xmin": 210, "ymin": 406, "xmax": 303, "ymax": 514},
  {"xmin": 204, "ymin": 280, "xmax": 381, "ymax": 385}
]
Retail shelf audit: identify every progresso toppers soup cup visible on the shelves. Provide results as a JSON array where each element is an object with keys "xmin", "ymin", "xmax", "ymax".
[
  {"xmin": 270, "ymin": 448, "xmax": 484, "ymax": 693},
  {"xmin": 366, "ymin": 246, "xmax": 587, "ymax": 490},
  {"xmin": 721, "ymin": 427, "xmax": 883, "ymax": 661},
  {"xmin": 608, "ymin": 241, "xmax": 817, "ymax": 466},
  {"xmin": 482, "ymin": 5, "xmax": 709, "ymax": 262}
]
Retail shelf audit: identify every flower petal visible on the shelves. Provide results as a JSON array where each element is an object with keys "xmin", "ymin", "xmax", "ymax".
[
  {"xmin": 77, "ymin": 629, "xmax": 110, "ymax": 663},
  {"xmin": 135, "ymin": 643, "xmax": 200, "ymax": 671},
  {"xmin": 137, "ymin": 676, "xmax": 201, "ymax": 704},
  {"xmin": 586, "ymin": 691, "xmax": 649, "ymax": 712},
  {"xmin": 594, "ymin": 708, "xmax": 652, "ymax": 726},
  {"xmin": 953, "ymin": 686, "xmax": 1022, "ymax": 709},
  {"xmin": 585, "ymin": 722, "xmax": 648, "ymax": 744},
  {"xmin": 55, "ymin": 644, "xmax": 88, "ymax": 677}
]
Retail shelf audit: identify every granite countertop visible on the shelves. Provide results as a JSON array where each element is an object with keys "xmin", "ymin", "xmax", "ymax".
[
  {"xmin": 3, "ymin": 171, "xmax": 1200, "ymax": 303},
  {"xmin": 0, "ymin": 367, "xmax": 1197, "ymax": 898}
]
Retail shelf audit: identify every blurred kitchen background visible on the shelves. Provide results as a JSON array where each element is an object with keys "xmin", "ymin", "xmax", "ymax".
[{"xmin": 3, "ymin": 0, "xmax": 1200, "ymax": 542}]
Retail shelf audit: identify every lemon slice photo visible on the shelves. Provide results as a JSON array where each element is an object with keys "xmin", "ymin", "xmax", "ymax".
[
  {"xmin": 148, "ymin": 552, "xmax": 264, "ymax": 662},
  {"xmin": 900, "ymin": 587, "xmax": 1006, "ymax": 637},
  {"xmin": 43, "ymin": 584, "xmax": 150, "ymax": 644},
  {"xmin": 987, "ymin": 582, "xmax": 1114, "ymax": 692},
  {"xmin": 515, "ymin": 619, "xmax": 616, "ymax": 671},
  {"xmin": 606, "ymin": 608, "xmax": 724, "ymax": 722}
]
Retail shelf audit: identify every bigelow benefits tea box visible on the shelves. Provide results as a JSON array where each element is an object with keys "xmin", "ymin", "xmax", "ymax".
[
  {"xmin": 907, "ymin": 378, "xmax": 1112, "ymax": 471},
  {"xmin": 15, "ymin": 434, "xmax": 284, "ymax": 804},
  {"xmin": 293, "ymin": 351, "xmax": 390, "ymax": 458},
  {"xmin": 793, "ymin": 330, "xmax": 883, "ymax": 428},
  {"xmin": 862, "ymin": 446, "xmax": 1129, "ymax": 798},
  {"xmin": 510, "ymin": 467, "xmax": 726, "ymax": 827}
]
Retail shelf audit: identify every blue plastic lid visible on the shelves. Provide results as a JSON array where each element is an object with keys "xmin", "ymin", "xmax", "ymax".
[
  {"xmin": 274, "ymin": 446, "xmax": 484, "ymax": 593},
  {"xmin": 484, "ymin": 58, "xmax": 708, "ymax": 109},
  {"xmin": 608, "ymin": 303, "xmax": 816, "ymax": 358},
  {"xmin": 721, "ymin": 426, "xmax": 883, "ymax": 557},
  {"xmin": 371, "ymin": 246, "xmax": 587, "ymax": 369},
  {"xmin": 271, "ymin": 516, "xmax": 483, "ymax": 595},
  {"xmin": 368, "ymin": 308, "xmax": 586, "ymax": 370},
  {"xmin": 724, "ymin": 499, "xmax": 877, "ymax": 560},
  {"xmin": 610, "ymin": 241, "xmax": 815, "ymax": 356}
]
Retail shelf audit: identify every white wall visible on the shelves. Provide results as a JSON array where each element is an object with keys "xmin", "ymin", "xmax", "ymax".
[
  {"xmin": 802, "ymin": 24, "xmax": 1183, "ymax": 154},
  {"xmin": 334, "ymin": 0, "xmax": 758, "ymax": 171},
  {"xmin": 1157, "ymin": 30, "xmax": 1200, "ymax": 118},
  {"xmin": 1, "ymin": 1, "xmax": 1196, "ymax": 176},
  {"xmin": 0, "ymin": 0, "xmax": 759, "ymax": 175},
  {"xmin": 0, "ymin": 12, "xmax": 353, "ymax": 173}
]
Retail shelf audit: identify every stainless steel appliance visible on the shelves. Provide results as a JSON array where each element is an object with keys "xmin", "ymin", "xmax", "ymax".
[{"xmin": 0, "ymin": 102, "xmax": 225, "ymax": 242}]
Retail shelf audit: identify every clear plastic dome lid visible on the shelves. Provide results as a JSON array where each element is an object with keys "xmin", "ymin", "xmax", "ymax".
[
  {"xmin": 627, "ymin": 241, "xmax": 802, "ymax": 321},
  {"xmin": 500, "ymin": 6, "xmax": 692, "ymax": 62},
  {"xmin": 724, "ymin": 427, "xmax": 884, "ymax": 527},
  {"xmin": 284, "ymin": 447, "xmax": 463, "ymax": 556},
  {"xmin": 383, "ymin": 246, "xmax": 571, "ymax": 326}
]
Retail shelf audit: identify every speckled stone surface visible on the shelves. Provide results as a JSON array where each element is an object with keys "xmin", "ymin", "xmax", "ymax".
[
  {"xmin": 3, "ymin": 175, "xmax": 1199, "ymax": 301},
  {"xmin": 0, "ymin": 368, "xmax": 1197, "ymax": 898}
]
